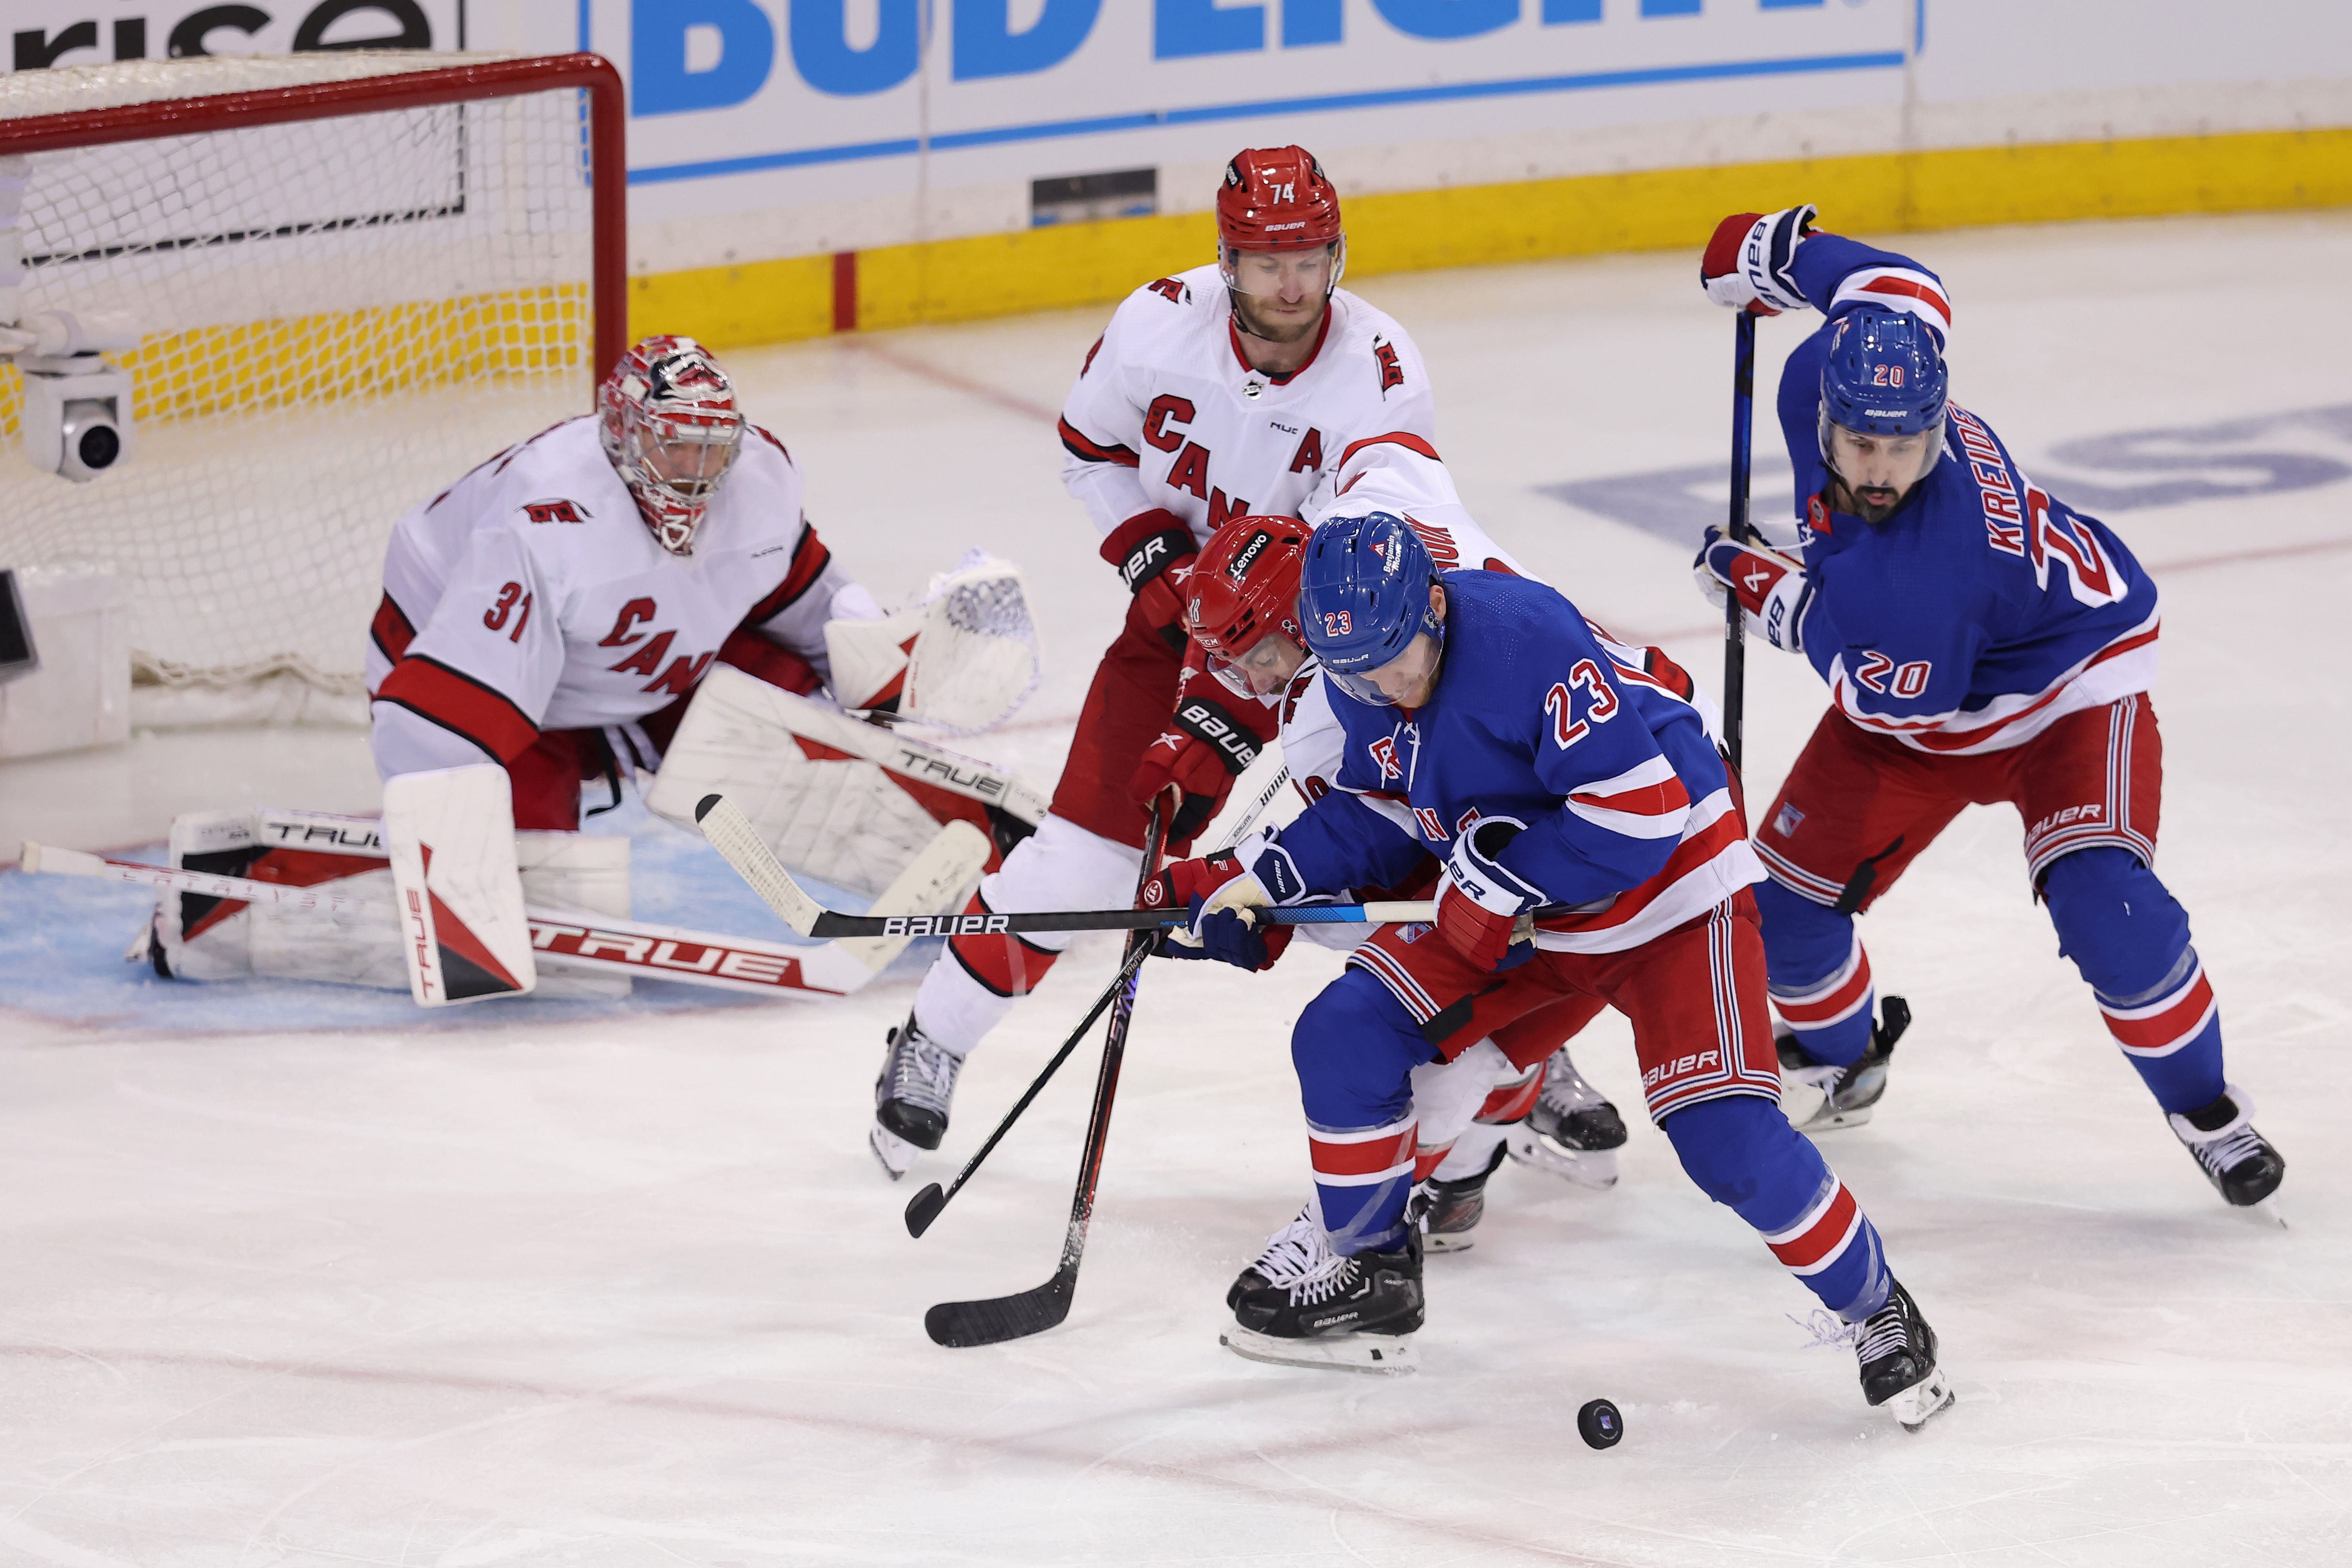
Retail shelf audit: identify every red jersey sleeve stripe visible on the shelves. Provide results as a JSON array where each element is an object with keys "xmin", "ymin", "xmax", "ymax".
[
  {"xmin": 1335, "ymin": 430, "xmax": 1442, "ymax": 471},
  {"xmin": 1059, "ymin": 416, "xmax": 1140, "ymax": 468},
  {"xmin": 743, "ymin": 530, "xmax": 833, "ymax": 627},
  {"xmin": 374, "ymin": 655, "xmax": 539, "ymax": 763},
  {"xmin": 370, "ymin": 593, "xmax": 416, "ymax": 667},
  {"xmin": 1853, "ymin": 274, "xmax": 1952, "ymax": 325},
  {"xmin": 1569, "ymin": 776, "xmax": 1693, "ymax": 818}
]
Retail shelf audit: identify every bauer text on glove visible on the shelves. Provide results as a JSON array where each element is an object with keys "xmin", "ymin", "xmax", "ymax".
[
  {"xmin": 1129, "ymin": 683, "xmax": 1266, "ymax": 843},
  {"xmin": 1700, "ymin": 204, "xmax": 1817, "ymax": 316},
  {"xmin": 1100, "ymin": 507, "xmax": 1197, "ymax": 655},
  {"xmin": 1435, "ymin": 817, "xmax": 1543, "ymax": 973}
]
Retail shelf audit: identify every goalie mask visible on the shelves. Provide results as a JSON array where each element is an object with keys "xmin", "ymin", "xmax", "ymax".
[
  {"xmin": 1187, "ymin": 515, "xmax": 1310, "ymax": 699},
  {"xmin": 599, "ymin": 335, "xmax": 745, "ymax": 555}
]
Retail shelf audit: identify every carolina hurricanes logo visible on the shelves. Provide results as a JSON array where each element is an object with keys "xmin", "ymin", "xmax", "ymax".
[{"xmin": 1368, "ymin": 736, "xmax": 1402, "ymax": 782}]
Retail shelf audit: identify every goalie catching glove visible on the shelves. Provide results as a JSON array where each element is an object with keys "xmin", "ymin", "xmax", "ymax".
[
  {"xmin": 822, "ymin": 549, "xmax": 1039, "ymax": 735},
  {"xmin": 1695, "ymin": 526, "xmax": 1814, "ymax": 654}
]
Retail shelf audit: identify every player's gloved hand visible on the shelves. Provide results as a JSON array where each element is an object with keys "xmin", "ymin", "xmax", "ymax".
[
  {"xmin": 1140, "ymin": 849, "xmax": 1296, "ymax": 970},
  {"xmin": 1435, "ymin": 817, "xmax": 1544, "ymax": 973},
  {"xmin": 1100, "ymin": 507, "xmax": 1198, "ymax": 656},
  {"xmin": 1694, "ymin": 525, "xmax": 1813, "ymax": 654},
  {"xmin": 1129, "ymin": 659, "xmax": 1273, "ymax": 842},
  {"xmin": 1700, "ymin": 204, "xmax": 1817, "ymax": 316}
]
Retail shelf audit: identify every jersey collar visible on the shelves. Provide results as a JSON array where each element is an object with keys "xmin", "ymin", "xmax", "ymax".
[{"xmin": 1227, "ymin": 302, "xmax": 1333, "ymax": 386}]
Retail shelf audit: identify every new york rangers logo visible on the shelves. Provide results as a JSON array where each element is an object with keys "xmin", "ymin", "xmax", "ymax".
[
  {"xmin": 1368, "ymin": 735, "xmax": 1403, "ymax": 781},
  {"xmin": 1774, "ymin": 802, "xmax": 1806, "ymax": 839}
]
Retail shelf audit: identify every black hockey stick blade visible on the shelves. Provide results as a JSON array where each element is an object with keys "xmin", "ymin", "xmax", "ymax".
[
  {"xmin": 905, "ymin": 1182, "xmax": 948, "ymax": 1239},
  {"xmin": 925, "ymin": 1265, "xmax": 1075, "ymax": 1348}
]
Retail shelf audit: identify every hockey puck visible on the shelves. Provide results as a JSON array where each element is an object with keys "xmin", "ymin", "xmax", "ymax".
[{"xmin": 1577, "ymin": 1398, "xmax": 1623, "ymax": 1450}]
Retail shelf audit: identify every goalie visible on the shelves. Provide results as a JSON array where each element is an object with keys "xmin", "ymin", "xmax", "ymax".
[
  {"xmin": 345, "ymin": 334, "xmax": 1042, "ymax": 1004},
  {"xmin": 368, "ymin": 333, "xmax": 1038, "ymax": 858}
]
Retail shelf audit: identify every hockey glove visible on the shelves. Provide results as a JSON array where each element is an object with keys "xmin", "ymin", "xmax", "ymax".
[
  {"xmin": 1695, "ymin": 526, "xmax": 1813, "ymax": 654},
  {"xmin": 1435, "ymin": 817, "xmax": 1544, "ymax": 973},
  {"xmin": 1129, "ymin": 656, "xmax": 1274, "ymax": 843},
  {"xmin": 1141, "ymin": 848, "xmax": 1296, "ymax": 971},
  {"xmin": 1700, "ymin": 204, "xmax": 1817, "ymax": 316},
  {"xmin": 1101, "ymin": 507, "xmax": 1199, "ymax": 656}
]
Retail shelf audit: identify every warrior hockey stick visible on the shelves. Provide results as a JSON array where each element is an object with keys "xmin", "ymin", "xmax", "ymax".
[
  {"xmin": 695, "ymin": 793, "xmax": 1437, "ymax": 937},
  {"xmin": 903, "ymin": 764, "xmax": 1298, "ymax": 1240},
  {"xmin": 1722, "ymin": 309, "xmax": 1758, "ymax": 776},
  {"xmin": 923, "ymin": 792, "xmax": 1173, "ymax": 1348}
]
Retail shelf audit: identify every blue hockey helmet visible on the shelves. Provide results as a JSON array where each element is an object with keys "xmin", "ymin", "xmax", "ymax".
[
  {"xmin": 1299, "ymin": 512, "xmax": 1444, "ymax": 706},
  {"xmin": 1819, "ymin": 305, "xmax": 1947, "ymax": 437}
]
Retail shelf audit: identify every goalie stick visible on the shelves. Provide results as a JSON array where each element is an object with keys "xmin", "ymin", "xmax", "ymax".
[
  {"xmin": 903, "ymin": 764, "xmax": 1298, "ymax": 1240},
  {"xmin": 923, "ymin": 790, "xmax": 1172, "ymax": 1348},
  {"xmin": 694, "ymin": 793, "xmax": 1440, "ymax": 936}
]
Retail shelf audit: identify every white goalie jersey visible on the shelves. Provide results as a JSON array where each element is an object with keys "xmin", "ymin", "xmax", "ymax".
[{"xmin": 366, "ymin": 415, "xmax": 872, "ymax": 778}]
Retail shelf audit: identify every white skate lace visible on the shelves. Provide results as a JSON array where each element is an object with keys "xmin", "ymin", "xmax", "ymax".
[
  {"xmin": 2191, "ymin": 1124, "xmax": 2267, "ymax": 1179},
  {"xmin": 1788, "ymin": 1309, "xmax": 1859, "ymax": 1350},
  {"xmin": 884, "ymin": 1028, "xmax": 963, "ymax": 1115},
  {"xmin": 1250, "ymin": 1206, "xmax": 1356, "ymax": 1304},
  {"xmin": 1854, "ymin": 1306, "xmax": 1910, "ymax": 1366},
  {"xmin": 1784, "ymin": 1061, "xmax": 1847, "ymax": 1094}
]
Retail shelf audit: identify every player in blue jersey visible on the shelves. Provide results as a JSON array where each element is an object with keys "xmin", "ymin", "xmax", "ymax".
[
  {"xmin": 1693, "ymin": 205, "xmax": 2284, "ymax": 1208},
  {"xmin": 1151, "ymin": 513, "xmax": 1953, "ymax": 1427}
]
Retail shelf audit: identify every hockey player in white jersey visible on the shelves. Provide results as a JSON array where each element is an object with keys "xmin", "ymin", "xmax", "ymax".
[
  {"xmin": 1147, "ymin": 513, "xmax": 1629, "ymax": 1252},
  {"xmin": 367, "ymin": 335, "xmax": 882, "ymax": 824},
  {"xmin": 872, "ymin": 146, "xmax": 1454, "ymax": 1175}
]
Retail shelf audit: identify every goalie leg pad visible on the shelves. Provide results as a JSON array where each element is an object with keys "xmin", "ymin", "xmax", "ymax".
[{"xmin": 385, "ymin": 765, "xmax": 537, "ymax": 1007}]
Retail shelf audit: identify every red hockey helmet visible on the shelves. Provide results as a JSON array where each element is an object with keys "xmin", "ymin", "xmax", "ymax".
[
  {"xmin": 1216, "ymin": 146, "xmax": 1346, "ymax": 297},
  {"xmin": 1187, "ymin": 516, "xmax": 1310, "ymax": 695},
  {"xmin": 598, "ymin": 334, "xmax": 745, "ymax": 555}
]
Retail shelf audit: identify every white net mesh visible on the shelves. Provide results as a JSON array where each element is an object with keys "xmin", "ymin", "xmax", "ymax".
[{"xmin": 0, "ymin": 53, "xmax": 598, "ymax": 698}]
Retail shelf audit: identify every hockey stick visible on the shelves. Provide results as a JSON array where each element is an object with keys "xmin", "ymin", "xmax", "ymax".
[
  {"xmin": 695, "ymin": 793, "xmax": 1439, "ymax": 937},
  {"xmin": 1723, "ymin": 309, "xmax": 1758, "ymax": 776},
  {"xmin": 923, "ymin": 791, "xmax": 1173, "ymax": 1348},
  {"xmin": 903, "ymin": 764, "xmax": 1297, "ymax": 1240},
  {"xmin": 904, "ymin": 937, "xmax": 1150, "ymax": 1239}
]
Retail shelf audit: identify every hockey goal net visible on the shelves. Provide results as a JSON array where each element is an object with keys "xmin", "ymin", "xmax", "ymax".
[{"xmin": 0, "ymin": 52, "xmax": 624, "ymax": 717}]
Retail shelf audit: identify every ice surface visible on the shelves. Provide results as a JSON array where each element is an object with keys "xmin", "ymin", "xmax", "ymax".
[{"xmin": 0, "ymin": 213, "xmax": 2347, "ymax": 1566}]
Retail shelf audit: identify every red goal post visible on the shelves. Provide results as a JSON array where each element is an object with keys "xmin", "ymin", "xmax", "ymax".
[{"xmin": 0, "ymin": 52, "xmax": 627, "ymax": 715}]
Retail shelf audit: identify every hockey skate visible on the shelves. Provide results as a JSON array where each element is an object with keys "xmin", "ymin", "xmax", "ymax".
[
  {"xmin": 1222, "ymin": 1205, "xmax": 1422, "ymax": 1373},
  {"xmin": 1856, "ymin": 1278, "xmax": 1954, "ymax": 1431},
  {"xmin": 1777, "ymin": 996, "xmax": 1911, "ymax": 1133},
  {"xmin": 1506, "ymin": 1051, "xmax": 1629, "ymax": 1189},
  {"xmin": 2168, "ymin": 1084, "xmax": 2286, "ymax": 1211},
  {"xmin": 1411, "ymin": 1144, "xmax": 1505, "ymax": 1252},
  {"xmin": 870, "ymin": 1012, "xmax": 963, "ymax": 1180}
]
